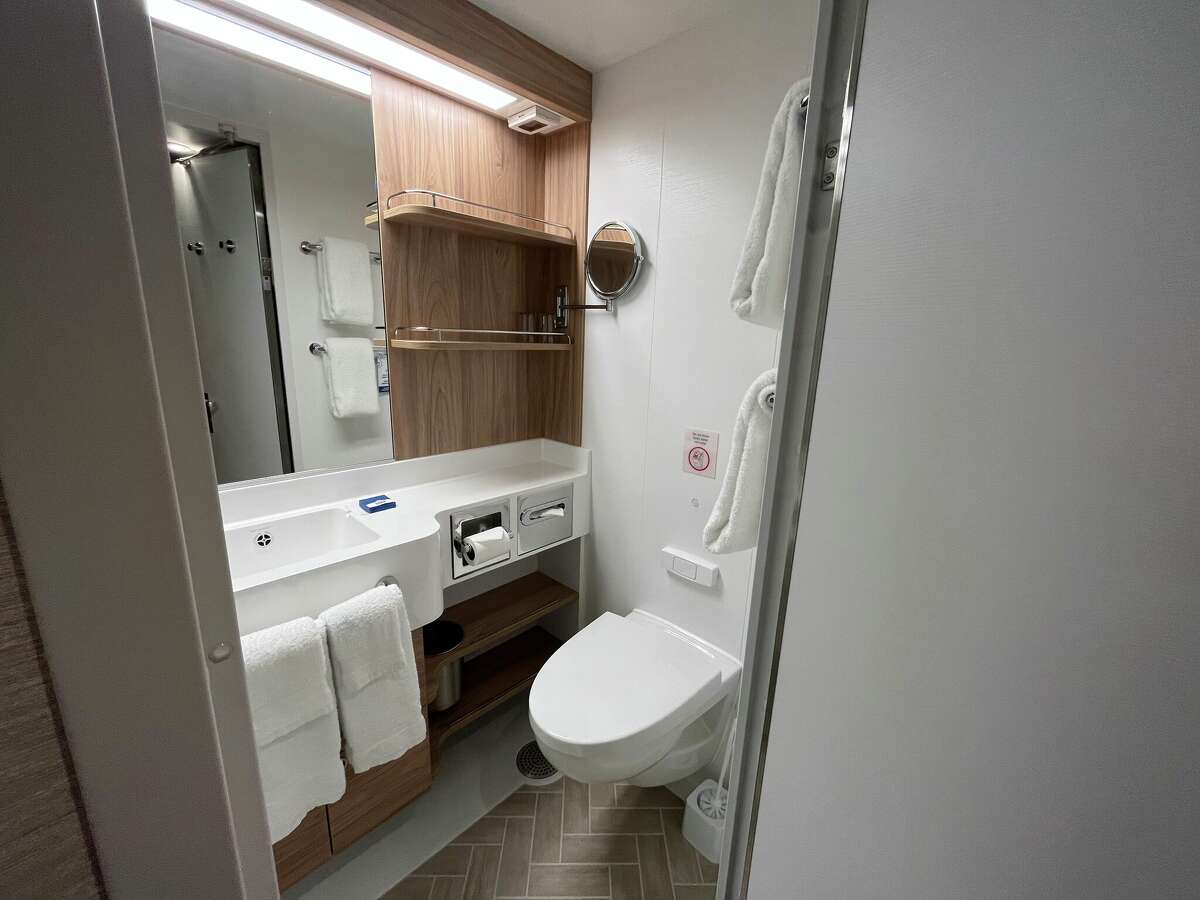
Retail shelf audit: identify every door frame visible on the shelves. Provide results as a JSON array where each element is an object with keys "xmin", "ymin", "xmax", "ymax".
[
  {"xmin": 0, "ymin": 1, "xmax": 275, "ymax": 895},
  {"xmin": 717, "ymin": 0, "xmax": 871, "ymax": 895}
]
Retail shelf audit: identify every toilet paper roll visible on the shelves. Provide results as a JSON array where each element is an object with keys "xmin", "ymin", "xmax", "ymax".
[{"xmin": 463, "ymin": 526, "xmax": 510, "ymax": 565}]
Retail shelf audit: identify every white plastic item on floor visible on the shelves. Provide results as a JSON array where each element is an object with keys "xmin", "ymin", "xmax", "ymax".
[{"xmin": 683, "ymin": 778, "xmax": 726, "ymax": 863}]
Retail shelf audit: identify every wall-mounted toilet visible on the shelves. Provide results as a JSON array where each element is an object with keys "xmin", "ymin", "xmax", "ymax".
[{"xmin": 529, "ymin": 609, "xmax": 741, "ymax": 786}]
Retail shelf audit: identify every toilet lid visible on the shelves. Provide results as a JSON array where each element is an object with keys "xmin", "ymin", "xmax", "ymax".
[{"xmin": 529, "ymin": 612, "xmax": 723, "ymax": 756}]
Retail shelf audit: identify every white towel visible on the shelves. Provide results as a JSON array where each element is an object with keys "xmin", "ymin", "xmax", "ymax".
[
  {"xmin": 321, "ymin": 337, "xmax": 379, "ymax": 419},
  {"xmin": 729, "ymin": 79, "xmax": 810, "ymax": 330},
  {"xmin": 317, "ymin": 236, "xmax": 374, "ymax": 326},
  {"xmin": 703, "ymin": 369, "xmax": 777, "ymax": 553},
  {"xmin": 320, "ymin": 585, "xmax": 426, "ymax": 774},
  {"xmin": 241, "ymin": 618, "xmax": 346, "ymax": 841}
]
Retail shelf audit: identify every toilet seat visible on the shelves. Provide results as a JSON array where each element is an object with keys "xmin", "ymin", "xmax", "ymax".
[{"xmin": 529, "ymin": 611, "xmax": 724, "ymax": 761}]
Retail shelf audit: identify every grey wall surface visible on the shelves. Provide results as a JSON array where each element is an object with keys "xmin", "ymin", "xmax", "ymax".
[{"xmin": 749, "ymin": 0, "xmax": 1200, "ymax": 896}]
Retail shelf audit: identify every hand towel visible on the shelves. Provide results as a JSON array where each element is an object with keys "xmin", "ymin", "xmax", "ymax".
[
  {"xmin": 729, "ymin": 79, "xmax": 810, "ymax": 329},
  {"xmin": 317, "ymin": 236, "xmax": 374, "ymax": 326},
  {"xmin": 321, "ymin": 337, "xmax": 379, "ymax": 418},
  {"xmin": 319, "ymin": 584, "xmax": 426, "ymax": 774},
  {"xmin": 241, "ymin": 617, "xmax": 345, "ymax": 841},
  {"xmin": 703, "ymin": 369, "xmax": 777, "ymax": 553}
]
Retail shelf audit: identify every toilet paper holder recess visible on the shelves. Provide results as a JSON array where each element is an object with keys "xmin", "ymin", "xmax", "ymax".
[{"xmin": 449, "ymin": 504, "xmax": 512, "ymax": 577}]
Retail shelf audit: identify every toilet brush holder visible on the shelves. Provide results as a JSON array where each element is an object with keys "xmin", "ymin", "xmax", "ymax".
[{"xmin": 682, "ymin": 778, "xmax": 726, "ymax": 864}]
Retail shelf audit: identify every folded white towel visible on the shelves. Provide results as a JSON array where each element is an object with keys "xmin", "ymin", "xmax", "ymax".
[
  {"xmin": 241, "ymin": 618, "xmax": 345, "ymax": 841},
  {"xmin": 321, "ymin": 337, "xmax": 379, "ymax": 419},
  {"xmin": 703, "ymin": 369, "xmax": 777, "ymax": 553},
  {"xmin": 317, "ymin": 236, "xmax": 374, "ymax": 326},
  {"xmin": 320, "ymin": 585, "xmax": 426, "ymax": 774},
  {"xmin": 242, "ymin": 617, "xmax": 336, "ymax": 745},
  {"xmin": 729, "ymin": 79, "xmax": 810, "ymax": 330}
]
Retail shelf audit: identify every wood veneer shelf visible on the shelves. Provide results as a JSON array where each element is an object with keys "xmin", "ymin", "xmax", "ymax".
[
  {"xmin": 381, "ymin": 203, "xmax": 576, "ymax": 248},
  {"xmin": 430, "ymin": 627, "xmax": 562, "ymax": 748},
  {"xmin": 364, "ymin": 212, "xmax": 379, "ymax": 230},
  {"xmin": 426, "ymin": 572, "xmax": 576, "ymax": 680},
  {"xmin": 390, "ymin": 338, "xmax": 571, "ymax": 352}
]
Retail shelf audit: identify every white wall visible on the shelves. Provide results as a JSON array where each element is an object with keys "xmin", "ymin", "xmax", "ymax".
[
  {"xmin": 154, "ymin": 29, "xmax": 392, "ymax": 476},
  {"xmin": 582, "ymin": 0, "xmax": 818, "ymax": 659},
  {"xmin": 750, "ymin": 0, "xmax": 1200, "ymax": 896}
]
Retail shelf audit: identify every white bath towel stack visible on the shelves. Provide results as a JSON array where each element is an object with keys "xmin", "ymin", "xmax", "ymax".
[
  {"xmin": 321, "ymin": 337, "xmax": 379, "ymax": 418},
  {"xmin": 729, "ymin": 79, "xmax": 811, "ymax": 330},
  {"xmin": 241, "ymin": 617, "xmax": 345, "ymax": 842},
  {"xmin": 320, "ymin": 584, "xmax": 426, "ymax": 774},
  {"xmin": 317, "ymin": 236, "xmax": 374, "ymax": 326},
  {"xmin": 703, "ymin": 369, "xmax": 777, "ymax": 554}
]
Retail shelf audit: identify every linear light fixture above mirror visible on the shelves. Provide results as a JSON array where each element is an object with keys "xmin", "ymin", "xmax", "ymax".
[
  {"xmin": 212, "ymin": 0, "xmax": 520, "ymax": 112},
  {"xmin": 148, "ymin": 0, "xmax": 372, "ymax": 96}
]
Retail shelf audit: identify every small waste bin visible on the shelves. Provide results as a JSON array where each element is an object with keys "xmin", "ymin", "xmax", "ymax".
[{"xmin": 423, "ymin": 619, "xmax": 465, "ymax": 711}]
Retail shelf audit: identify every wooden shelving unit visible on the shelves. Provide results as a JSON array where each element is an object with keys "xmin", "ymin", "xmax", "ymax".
[
  {"xmin": 364, "ymin": 211, "xmax": 379, "ymax": 230},
  {"xmin": 430, "ymin": 627, "xmax": 562, "ymax": 748},
  {"xmin": 426, "ymin": 572, "xmax": 576, "ymax": 681},
  {"xmin": 381, "ymin": 202, "xmax": 575, "ymax": 248}
]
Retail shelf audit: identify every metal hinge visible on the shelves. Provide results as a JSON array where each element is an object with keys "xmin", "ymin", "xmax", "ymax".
[{"xmin": 821, "ymin": 141, "xmax": 839, "ymax": 190}]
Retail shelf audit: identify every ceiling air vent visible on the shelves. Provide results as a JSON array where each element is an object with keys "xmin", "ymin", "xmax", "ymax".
[{"xmin": 507, "ymin": 105, "xmax": 570, "ymax": 136}]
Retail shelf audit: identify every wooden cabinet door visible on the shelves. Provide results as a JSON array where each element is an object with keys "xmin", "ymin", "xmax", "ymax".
[
  {"xmin": 273, "ymin": 806, "xmax": 331, "ymax": 891},
  {"xmin": 327, "ymin": 628, "xmax": 433, "ymax": 852}
]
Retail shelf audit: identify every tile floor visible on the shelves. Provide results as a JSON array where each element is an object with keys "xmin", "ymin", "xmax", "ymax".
[{"xmin": 382, "ymin": 776, "xmax": 718, "ymax": 900}]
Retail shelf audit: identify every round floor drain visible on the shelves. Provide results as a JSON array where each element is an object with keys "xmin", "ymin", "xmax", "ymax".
[{"xmin": 516, "ymin": 740, "xmax": 559, "ymax": 786}]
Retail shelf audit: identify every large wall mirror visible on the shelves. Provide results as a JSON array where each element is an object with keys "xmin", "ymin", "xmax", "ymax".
[{"xmin": 152, "ymin": 22, "xmax": 391, "ymax": 485}]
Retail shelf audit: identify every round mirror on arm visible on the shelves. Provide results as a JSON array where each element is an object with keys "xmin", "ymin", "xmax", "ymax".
[{"xmin": 585, "ymin": 221, "xmax": 644, "ymax": 303}]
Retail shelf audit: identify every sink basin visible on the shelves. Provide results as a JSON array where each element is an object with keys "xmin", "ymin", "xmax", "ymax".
[{"xmin": 225, "ymin": 507, "xmax": 378, "ymax": 582}]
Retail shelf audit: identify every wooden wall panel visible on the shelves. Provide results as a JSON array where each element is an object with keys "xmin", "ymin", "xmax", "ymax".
[
  {"xmin": 0, "ymin": 480, "xmax": 103, "ymax": 897},
  {"xmin": 272, "ymin": 806, "xmax": 331, "ymax": 892},
  {"xmin": 329, "ymin": 0, "xmax": 592, "ymax": 122},
  {"xmin": 373, "ymin": 72, "xmax": 589, "ymax": 460},
  {"xmin": 536, "ymin": 123, "xmax": 591, "ymax": 445}
]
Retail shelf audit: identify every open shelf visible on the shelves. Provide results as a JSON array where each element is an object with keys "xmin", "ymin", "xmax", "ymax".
[
  {"xmin": 426, "ymin": 572, "xmax": 577, "ymax": 681},
  {"xmin": 364, "ymin": 212, "xmax": 379, "ymax": 230},
  {"xmin": 430, "ymin": 626, "xmax": 562, "ymax": 748},
  {"xmin": 381, "ymin": 189, "xmax": 575, "ymax": 249},
  {"xmin": 390, "ymin": 326, "xmax": 572, "ymax": 352}
]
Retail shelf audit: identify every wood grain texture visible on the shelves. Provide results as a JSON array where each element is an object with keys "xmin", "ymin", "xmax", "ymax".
[
  {"xmin": 429, "ymin": 627, "xmax": 561, "ymax": 748},
  {"xmin": 272, "ymin": 806, "xmax": 331, "ymax": 892},
  {"xmin": 326, "ymin": 627, "xmax": 432, "ymax": 853},
  {"xmin": 425, "ymin": 572, "xmax": 576, "ymax": 680},
  {"xmin": 329, "ymin": 0, "xmax": 591, "ymax": 122},
  {"xmin": 0, "ymin": 480, "xmax": 104, "ymax": 898},
  {"xmin": 374, "ymin": 72, "xmax": 587, "ymax": 460},
  {"xmin": 381, "ymin": 203, "xmax": 575, "ymax": 247},
  {"xmin": 534, "ymin": 123, "xmax": 590, "ymax": 445}
]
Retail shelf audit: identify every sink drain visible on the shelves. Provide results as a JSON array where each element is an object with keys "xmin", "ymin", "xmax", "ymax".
[
  {"xmin": 516, "ymin": 741, "xmax": 559, "ymax": 786},
  {"xmin": 254, "ymin": 532, "xmax": 272, "ymax": 548}
]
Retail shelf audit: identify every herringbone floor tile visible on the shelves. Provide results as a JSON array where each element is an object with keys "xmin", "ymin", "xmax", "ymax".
[{"xmin": 383, "ymin": 777, "xmax": 718, "ymax": 900}]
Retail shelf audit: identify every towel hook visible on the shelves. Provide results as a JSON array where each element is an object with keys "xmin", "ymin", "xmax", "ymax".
[
  {"xmin": 309, "ymin": 341, "xmax": 327, "ymax": 356},
  {"xmin": 376, "ymin": 575, "xmax": 400, "ymax": 588}
]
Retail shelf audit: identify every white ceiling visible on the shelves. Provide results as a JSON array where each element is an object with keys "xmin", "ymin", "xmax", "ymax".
[{"xmin": 470, "ymin": 0, "xmax": 743, "ymax": 71}]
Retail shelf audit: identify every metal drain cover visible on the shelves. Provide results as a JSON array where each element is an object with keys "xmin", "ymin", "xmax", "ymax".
[{"xmin": 516, "ymin": 740, "xmax": 559, "ymax": 785}]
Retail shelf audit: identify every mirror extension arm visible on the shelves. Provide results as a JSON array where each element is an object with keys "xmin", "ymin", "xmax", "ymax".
[{"xmin": 554, "ymin": 286, "xmax": 610, "ymax": 328}]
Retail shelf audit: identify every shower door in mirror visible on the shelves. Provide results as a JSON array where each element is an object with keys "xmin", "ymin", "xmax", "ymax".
[{"xmin": 154, "ymin": 23, "xmax": 391, "ymax": 484}]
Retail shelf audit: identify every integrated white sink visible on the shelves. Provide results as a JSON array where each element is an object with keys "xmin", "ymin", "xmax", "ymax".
[{"xmin": 225, "ymin": 507, "xmax": 379, "ymax": 582}]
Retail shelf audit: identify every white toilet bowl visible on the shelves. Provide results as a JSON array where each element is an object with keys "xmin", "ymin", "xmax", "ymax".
[{"xmin": 529, "ymin": 609, "xmax": 740, "ymax": 786}]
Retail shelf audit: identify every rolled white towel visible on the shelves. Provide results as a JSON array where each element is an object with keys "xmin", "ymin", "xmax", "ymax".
[
  {"xmin": 729, "ymin": 79, "xmax": 810, "ymax": 330},
  {"xmin": 703, "ymin": 369, "xmax": 777, "ymax": 553}
]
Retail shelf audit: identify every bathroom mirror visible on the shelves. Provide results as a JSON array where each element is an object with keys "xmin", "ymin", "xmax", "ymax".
[
  {"xmin": 585, "ymin": 221, "xmax": 645, "ymax": 302},
  {"xmin": 152, "ymin": 23, "xmax": 392, "ymax": 485}
]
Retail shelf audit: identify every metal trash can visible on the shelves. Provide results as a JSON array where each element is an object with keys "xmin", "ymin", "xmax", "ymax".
[{"xmin": 423, "ymin": 619, "xmax": 465, "ymax": 711}]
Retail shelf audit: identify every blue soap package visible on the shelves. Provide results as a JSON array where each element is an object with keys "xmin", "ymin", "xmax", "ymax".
[{"xmin": 358, "ymin": 494, "xmax": 396, "ymax": 513}]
